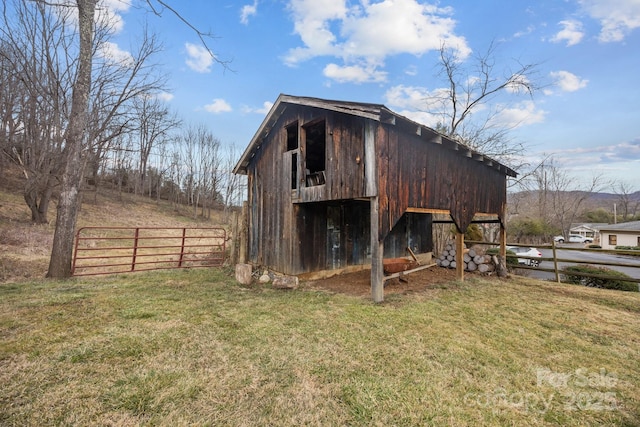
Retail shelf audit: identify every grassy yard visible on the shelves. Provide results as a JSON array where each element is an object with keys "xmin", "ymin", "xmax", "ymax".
[{"xmin": 1, "ymin": 269, "xmax": 639, "ymax": 426}]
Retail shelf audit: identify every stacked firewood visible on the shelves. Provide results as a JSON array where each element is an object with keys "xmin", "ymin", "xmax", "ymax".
[{"xmin": 436, "ymin": 244, "xmax": 496, "ymax": 273}]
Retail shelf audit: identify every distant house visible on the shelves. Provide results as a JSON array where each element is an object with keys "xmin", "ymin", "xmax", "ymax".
[
  {"xmin": 598, "ymin": 221, "xmax": 640, "ymax": 249},
  {"xmin": 570, "ymin": 223, "xmax": 607, "ymax": 241},
  {"xmin": 233, "ymin": 94, "xmax": 517, "ymax": 301}
]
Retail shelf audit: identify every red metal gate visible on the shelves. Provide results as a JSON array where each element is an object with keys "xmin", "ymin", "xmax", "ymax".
[{"xmin": 72, "ymin": 227, "xmax": 226, "ymax": 277}]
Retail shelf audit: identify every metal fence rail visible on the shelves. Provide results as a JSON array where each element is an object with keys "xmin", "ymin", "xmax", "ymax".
[{"xmin": 72, "ymin": 227, "xmax": 226, "ymax": 277}]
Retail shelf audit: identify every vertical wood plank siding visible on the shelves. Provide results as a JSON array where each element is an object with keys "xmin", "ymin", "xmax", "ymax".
[
  {"xmin": 246, "ymin": 106, "xmax": 372, "ymax": 274},
  {"xmin": 244, "ymin": 100, "xmax": 509, "ymax": 275},
  {"xmin": 377, "ymin": 123, "xmax": 507, "ymax": 240}
]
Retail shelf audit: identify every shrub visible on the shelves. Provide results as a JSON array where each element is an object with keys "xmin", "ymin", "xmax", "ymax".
[
  {"xmin": 561, "ymin": 265, "xmax": 638, "ymax": 292},
  {"xmin": 464, "ymin": 224, "xmax": 483, "ymax": 242},
  {"xmin": 615, "ymin": 246, "xmax": 640, "ymax": 251},
  {"xmin": 587, "ymin": 244, "xmax": 602, "ymax": 249}
]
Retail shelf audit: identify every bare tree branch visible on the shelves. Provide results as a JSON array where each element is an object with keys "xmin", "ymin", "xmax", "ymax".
[
  {"xmin": 427, "ymin": 40, "xmax": 544, "ymax": 171},
  {"xmin": 144, "ymin": 0, "xmax": 231, "ymax": 69}
]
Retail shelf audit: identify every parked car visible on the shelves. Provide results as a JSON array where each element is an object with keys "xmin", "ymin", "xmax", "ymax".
[
  {"xmin": 554, "ymin": 234, "xmax": 593, "ymax": 244},
  {"xmin": 506, "ymin": 246, "xmax": 542, "ymax": 267}
]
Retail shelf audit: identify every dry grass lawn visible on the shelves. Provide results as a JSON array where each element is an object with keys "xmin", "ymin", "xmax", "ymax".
[{"xmin": 1, "ymin": 269, "xmax": 639, "ymax": 426}]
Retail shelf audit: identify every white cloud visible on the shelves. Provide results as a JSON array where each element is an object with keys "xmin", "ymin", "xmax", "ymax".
[
  {"xmin": 323, "ymin": 63, "xmax": 387, "ymax": 83},
  {"xmin": 283, "ymin": 0, "xmax": 348, "ymax": 64},
  {"xmin": 546, "ymin": 137, "xmax": 640, "ymax": 165},
  {"xmin": 492, "ymin": 101, "xmax": 546, "ymax": 128},
  {"xmin": 240, "ymin": 1, "xmax": 258, "ymax": 25},
  {"xmin": 185, "ymin": 43, "xmax": 214, "ymax": 73},
  {"xmin": 57, "ymin": 0, "xmax": 129, "ymax": 34},
  {"xmin": 204, "ymin": 99, "xmax": 232, "ymax": 113},
  {"xmin": 96, "ymin": 0, "xmax": 130, "ymax": 34},
  {"xmin": 156, "ymin": 91, "xmax": 174, "ymax": 102},
  {"xmin": 513, "ymin": 25, "xmax": 535, "ymax": 38},
  {"xmin": 404, "ymin": 65, "xmax": 418, "ymax": 76},
  {"xmin": 550, "ymin": 19, "xmax": 584, "ymax": 46},
  {"xmin": 384, "ymin": 85, "xmax": 546, "ymax": 130},
  {"xmin": 550, "ymin": 70, "xmax": 589, "ymax": 92},
  {"xmin": 340, "ymin": 0, "xmax": 469, "ymax": 60},
  {"xmin": 284, "ymin": 0, "xmax": 470, "ymax": 81},
  {"xmin": 256, "ymin": 101, "xmax": 273, "ymax": 114},
  {"xmin": 384, "ymin": 85, "xmax": 449, "ymax": 127},
  {"xmin": 578, "ymin": 0, "xmax": 640, "ymax": 42},
  {"xmin": 385, "ymin": 85, "xmax": 431, "ymax": 109},
  {"xmin": 242, "ymin": 101, "xmax": 273, "ymax": 114},
  {"xmin": 97, "ymin": 41, "xmax": 134, "ymax": 66}
]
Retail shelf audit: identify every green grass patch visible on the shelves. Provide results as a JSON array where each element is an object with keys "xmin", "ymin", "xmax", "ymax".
[{"xmin": 1, "ymin": 269, "xmax": 639, "ymax": 425}]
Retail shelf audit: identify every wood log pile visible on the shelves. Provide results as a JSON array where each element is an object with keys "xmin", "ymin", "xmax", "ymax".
[{"xmin": 436, "ymin": 243, "xmax": 496, "ymax": 274}]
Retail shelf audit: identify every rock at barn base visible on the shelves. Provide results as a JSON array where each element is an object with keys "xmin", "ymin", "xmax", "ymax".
[
  {"xmin": 259, "ymin": 270, "xmax": 271, "ymax": 283},
  {"xmin": 272, "ymin": 275, "xmax": 299, "ymax": 289}
]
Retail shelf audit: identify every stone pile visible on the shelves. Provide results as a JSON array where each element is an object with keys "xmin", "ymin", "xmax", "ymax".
[{"xmin": 436, "ymin": 244, "xmax": 496, "ymax": 273}]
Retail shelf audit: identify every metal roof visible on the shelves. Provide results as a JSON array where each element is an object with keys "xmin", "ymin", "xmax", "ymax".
[
  {"xmin": 598, "ymin": 221, "xmax": 640, "ymax": 232},
  {"xmin": 570, "ymin": 223, "xmax": 609, "ymax": 231},
  {"xmin": 233, "ymin": 93, "xmax": 518, "ymax": 178}
]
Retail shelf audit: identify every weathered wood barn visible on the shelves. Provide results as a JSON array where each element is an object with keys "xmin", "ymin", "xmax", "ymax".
[{"xmin": 233, "ymin": 94, "xmax": 517, "ymax": 301}]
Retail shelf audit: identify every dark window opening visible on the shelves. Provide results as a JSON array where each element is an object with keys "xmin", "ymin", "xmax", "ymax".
[
  {"xmin": 291, "ymin": 153, "xmax": 298, "ymax": 190},
  {"xmin": 286, "ymin": 122, "xmax": 298, "ymax": 151},
  {"xmin": 609, "ymin": 235, "xmax": 617, "ymax": 246},
  {"xmin": 304, "ymin": 119, "xmax": 326, "ymax": 186}
]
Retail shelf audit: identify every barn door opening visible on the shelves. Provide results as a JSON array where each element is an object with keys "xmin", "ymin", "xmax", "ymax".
[{"xmin": 303, "ymin": 119, "xmax": 326, "ymax": 186}]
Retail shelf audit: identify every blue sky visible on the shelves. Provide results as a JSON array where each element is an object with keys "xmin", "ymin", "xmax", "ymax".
[{"xmin": 107, "ymin": 0, "xmax": 640, "ymax": 190}]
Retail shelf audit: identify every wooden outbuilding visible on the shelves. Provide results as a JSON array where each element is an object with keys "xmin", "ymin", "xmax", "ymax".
[{"xmin": 233, "ymin": 94, "xmax": 517, "ymax": 301}]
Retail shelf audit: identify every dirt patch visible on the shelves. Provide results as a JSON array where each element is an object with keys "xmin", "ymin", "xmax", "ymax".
[{"xmin": 304, "ymin": 265, "xmax": 462, "ymax": 297}]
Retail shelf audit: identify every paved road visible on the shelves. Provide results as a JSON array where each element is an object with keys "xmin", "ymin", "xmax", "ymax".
[{"xmin": 525, "ymin": 243, "xmax": 640, "ymax": 281}]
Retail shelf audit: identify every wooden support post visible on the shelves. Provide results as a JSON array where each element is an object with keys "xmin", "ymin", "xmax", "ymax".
[
  {"xmin": 370, "ymin": 196, "xmax": 384, "ymax": 303},
  {"xmin": 229, "ymin": 209, "xmax": 239, "ymax": 265},
  {"xmin": 499, "ymin": 222, "xmax": 507, "ymax": 259},
  {"xmin": 552, "ymin": 240, "xmax": 560, "ymax": 283},
  {"xmin": 239, "ymin": 201, "xmax": 248, "ymax": 264},
  {"xmin": 494, "ymin": 220, "xmax": 508, "ymax": 277},
  {"xmin": 455, "ymin": 231, "xmax": 464, "ymax": 281}
]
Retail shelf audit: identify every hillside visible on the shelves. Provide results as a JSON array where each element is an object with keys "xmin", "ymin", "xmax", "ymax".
[
  {"xmin": 508, "ymin": 189, "xmax": 640, "ymax": 222},
  {"xmin": 0, "ymin": 169, "xmax": 227, "ymax": 283}
]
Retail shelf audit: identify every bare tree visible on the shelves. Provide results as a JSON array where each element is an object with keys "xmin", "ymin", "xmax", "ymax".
[
  {"xmin": 523, "ymin": 158, "xmax": 607, "ymax": 238},
  {"xmin": 164, "ymin": 149, "xmax": 183, "ymax": 207},
  {"xmin": 221, "ymin": 144, "xmax": 244, "ymax": 221},
  {"xmin": 613, "ymin": 180, "xmax": 640, "ymax": 221},
  {"xmin": 179, "ymin": 124, "xmax": 222, "ymax": 219},
  {"xmin": 46, "ymin": 0, "xmax": 97, "ymax": 277},
  {"xmin": 425, "ymin": 42, "xmax": 542, "ymax": 167},
  {"xmin": 0, "ymin": 1, "xmax": 73, "ymax": 223},
  {"xmin": 131, "ymin": 95, "xmax": 181, "ymax": 195},
  {"xmin": 1, "ymin": 0, "xmax": 224, "ymax": 277},
  {"xmin": 107, "ymin": 133, "xmax": 135, "ymax": 198}
]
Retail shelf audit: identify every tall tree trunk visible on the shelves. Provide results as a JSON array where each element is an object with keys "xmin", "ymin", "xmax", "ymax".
[
  {"xmin": 24, "ymin": 187, "xmax": 53, "ymax": 224},
  {"xmin": 47, "ymin": 0, "xmax": 96, "ymax": 278},
  {"xmin": 23, "ymin": 177, "xmax": 53, "ymax": 224}
]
